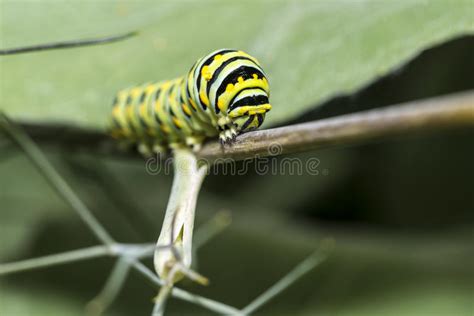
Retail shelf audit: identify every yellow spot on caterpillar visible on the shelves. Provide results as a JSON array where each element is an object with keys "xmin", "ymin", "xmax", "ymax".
[
  {"xmin": 131, "ymin": 88, "xmax": 142, "ymax": 97},
  {"xmin": 112, "ymin": 106, "xmax": 121, "ymax": 117},
  {"xmin": 161, "ymin": 82, "xmax": 171, "ymax": 90},
  {"xmin": 226, "ymin": 84, "xmax": 234, "ymax": 92},
  {"xmin": 155, "ymin": 100, "xmax": 162, "ymax": 111},
  {"xmin": 139, "ymin": 104, "xmax": 148, "ymax": 117},
  {"xmin": 228, "ymin": 104, "xmax": 272, "ymax": 118},
  {"xmin": 189, "ymin": 98, "xmax": 198, "ymax": 110},
  {"xmin": 201, "ymin": 66, "xmax": 212, "ymax": 81},
  {"xmin": 126, "ymin": 105, "xmax": 134, "ymax": 117},
  {"xmin": 173, "ymin": 117, "xmax": 183, "ymax": 128},
  {"xmin": 160, "ymin": 125, "xmax": 170, "ymax": 134},
  {"xmin": 248, "ymin": 109, "xmax": 268, "ymax": 115},
  {"xmin": 199, "ymin": 90, "xmax": 209, "ymax": 106},
  {"xmin": 238, "ymin": 77, "xmax": 244, "ymax": 83},
  {"xmin": 182, "ymin": 103, "xmax": 192, "ymax": 116},
  {"xmin": 252, "ymin": 74, "xmax": 258, "ymax": 79},
  {"xmin": 145, "ymin": 84, "xmax": 157, "ymax": 94},
  {"xmin": 214, "ymin": 54, "xmax": 222, "ymax": 60},
  {"xmin": 217, "ymin": 99, "xmax": 225, "ymax": 112}
]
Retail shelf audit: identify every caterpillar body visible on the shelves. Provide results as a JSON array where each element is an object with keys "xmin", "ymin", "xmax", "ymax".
[{"xmin": 109, "ymin": 49, "xmax": 271, "ymax": 155}]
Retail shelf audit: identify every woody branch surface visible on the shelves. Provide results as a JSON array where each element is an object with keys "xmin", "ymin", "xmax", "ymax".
[{"xmin": 197, "ymin": 91, "xmax": 474, "ymax": 162}]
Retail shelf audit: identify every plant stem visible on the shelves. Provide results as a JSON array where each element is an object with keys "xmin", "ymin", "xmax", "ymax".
[
  {"xmin": 241, "ymin": 245, "xmax": 331, "ymax": 315},
  {"xmin": 154, "ymin": 147, "xmax": 208, "ymax": 279},
  {"xmin": 131, "ymin": 261, "xmax": 243, "ymax": 315},
  {"xmin": 0, "ymin": 245, "xmax": 110, "ymax": 275},
  {"xmin": 0, "ymin": 31, "xmax": 137, "ymax": 55},
  {"xmin": 86, "ymin": 258, "xmax": 131, "ymax": 316}
]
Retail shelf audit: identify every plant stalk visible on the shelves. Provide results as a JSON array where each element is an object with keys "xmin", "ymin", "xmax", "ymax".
[{"xmin": 153, "ymin": 147, "xmax": 208, "ymax": 282}]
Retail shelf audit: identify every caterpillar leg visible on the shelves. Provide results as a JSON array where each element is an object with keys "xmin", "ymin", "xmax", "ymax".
[
  {"xmin": 217, "ymin": 116, "xmax": 237, "ymax": 145},
  {"xmin": 219, "ymin": 127, "xmax": 237, "ymax": 145}
]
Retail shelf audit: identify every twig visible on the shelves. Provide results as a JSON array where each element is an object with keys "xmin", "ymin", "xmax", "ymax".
[
  {"xmin": 154, "ymin": 148, "xmax": 208, "ymax": 279},
  {"xmin": 0, "ymin": 31, "xmax": 137, "ymax": 55},
  {"xmin": 131, "ymin": 261, "xmax": 243, "ymax": 315},
  {"xmin": 0, "ymin": 209, "xmax": 232, "ymax": 313},
  {"xmin": 198, "ymin": 91, "xmax": 474, "ymax": 162},
  {"xmin": 84, "ymin": 210, "xmax": 231, "ymax": 315},
  {"xmin": 110, "ymin": 211, "xmax": 233, "ymax": 261},
  {"xmin": 0, "ymin": 241, "xmax": 237, "ymax": 315},
  {"xmin": 241, "ymin": 242, "xmax": 332, "ymax": 315},
  {"xmin": 86, "ymin": 258, "xmax": 131, "ymax": 316},
  {"xmin": 152, "ymin": 283, "xmax": 172, "ymax": 316},
  {"xmin": 0, "ymin": 245, "xmax": 111, "ymax": 275},
  {"xmin": 0, "ymin": 113, "xmax": 115, "ymax": 245},
  {"xmin": 152, "ymin": 150, "xmax": 210, "ymax": 315}
]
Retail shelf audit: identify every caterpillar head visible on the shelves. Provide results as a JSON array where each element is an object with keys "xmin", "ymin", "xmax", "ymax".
[{"xmin": 218, "ymin": 87, "xmax": 271, "ymax": 144}]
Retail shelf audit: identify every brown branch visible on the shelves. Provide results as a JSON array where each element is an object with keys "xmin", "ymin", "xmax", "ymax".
[{"xmin": 197, "ymin": 91, "xmax": 474, "ymax": 162}]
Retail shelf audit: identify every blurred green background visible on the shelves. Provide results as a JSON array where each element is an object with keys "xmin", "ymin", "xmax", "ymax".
[{"xmin": 1, "ymin": 1, "xmax": 473, "ymax": 315}]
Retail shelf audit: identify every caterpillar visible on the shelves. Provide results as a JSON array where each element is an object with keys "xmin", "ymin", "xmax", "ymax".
[{"xmin": 109, "ymin": 49, "xmax": 271, "ymax": 155}]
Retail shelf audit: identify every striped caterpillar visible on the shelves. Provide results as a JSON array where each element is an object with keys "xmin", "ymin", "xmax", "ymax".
[{"xmin": 109, "ymin": 49, "xmax": 271, "ymax": 155}]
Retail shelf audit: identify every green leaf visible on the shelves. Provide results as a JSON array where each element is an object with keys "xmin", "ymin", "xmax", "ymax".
[{"xmin": 1, "ymin": 0, "xmax": 472, "ymax": 129}]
